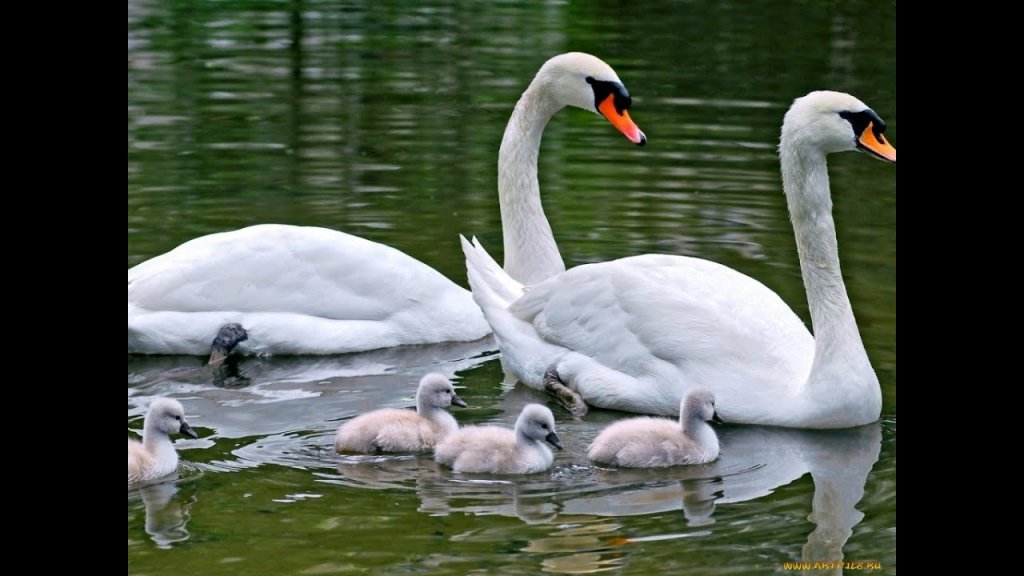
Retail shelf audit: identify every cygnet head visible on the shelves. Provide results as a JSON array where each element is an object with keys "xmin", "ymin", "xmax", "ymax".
[
  {"xmin": 417, "ymin": 373, "xmax": 468, "ymax": 411},
  {"xmin": 147, "ymin": 398, "xmax": 198, "ymax": 439},
  {"xmin": 516, "ymin": 403, "xmax": 563, "ymax": 450},
  {"xmin": 782, "ymin": 90, "xmax": 896, "ymax": 163},
  {"xmin": 536, "ymin": 52, "xmax": 646, "ymax": 145},
  {"xmin": 681, "ymin": 388, "xmax": 722, "ymax": 426}
]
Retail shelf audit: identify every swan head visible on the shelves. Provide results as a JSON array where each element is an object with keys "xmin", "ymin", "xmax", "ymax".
[
  {"xmin": 682, "ymin": 388, "xmax": 722, "ymax": 424},
  {"xmin": 146, "ymin": 398, "xmax": 198, "ymax": 439},
  {"xmin": 417, "ymin": 373, "xmax": 468, "ymax": 410},
  {"xmin": 536, "ymin": 52, "xmax": 646, "ymax": 145},
  {"xmin": 516, "ymin": 403, "xmax": 563, "ymax": 450},
  {"xmin": 783, "ymin": 91, "xmax": 896, "ymax": 163}
]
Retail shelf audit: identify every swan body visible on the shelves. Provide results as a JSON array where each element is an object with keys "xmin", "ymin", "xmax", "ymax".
[
  {"xmin": 128, "ymin": 52, "xmax": 644, "ymax": 356},
  {"xmin": 588, "ymin": 388, "xmax": 721, "ymax": 467},
  {"xmin": 335, "ymin": 373, "xmax": 467, "ymax": 453},
  {"xmin": 434, "ymin": 403, "xmax": 563, "ymax": 474},
  {"xmin": 464, "ymin": 91, "xmax": 895, "ymax": 428},
  {"xmin": 129, "ymin": 224, "xmax": 489, "ymax": 356},
  {"xmin": 128, "ymin": 398, "xmax": 198, "ymax": 483}
]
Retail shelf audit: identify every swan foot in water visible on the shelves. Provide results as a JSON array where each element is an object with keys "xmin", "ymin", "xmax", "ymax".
[
  {"xmin": 207, "ymin": 323, "xmax": 249, "ymax": 367},
  {"xmin": 543, "ymin": 365, "xmax": 588, "ymax": 417}
]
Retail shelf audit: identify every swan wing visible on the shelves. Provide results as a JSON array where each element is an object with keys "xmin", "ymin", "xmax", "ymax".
[
  {"xmin": 130, "ymin": 224, "xmax": 461, "ymax": 318},
  {"xmin": 511, "ymin": 254, "xmax": 814, "ymax": 396}
]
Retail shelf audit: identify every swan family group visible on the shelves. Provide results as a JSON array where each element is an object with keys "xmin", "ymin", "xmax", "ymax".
[
  {"xmin": 130, "ymin": 372, "xmax": 721, "ymax": 480},
  {"xmin": 128, "ymin": 52, "xmax": 895, "ymax": 482}
]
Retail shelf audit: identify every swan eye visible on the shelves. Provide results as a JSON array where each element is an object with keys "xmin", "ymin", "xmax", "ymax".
[
  {"xmin": 586, "ymin": 77, "xmax": 632, "ymax": 115},
  {"xmin": 839, "ymin": 110, "xmax": 886, "ymax": 142}
]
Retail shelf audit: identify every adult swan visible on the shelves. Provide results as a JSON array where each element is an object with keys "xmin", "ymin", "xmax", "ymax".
[
  {"xmin": 463, "ymin": 91, "xmax": 895, "ymax": 428},
  {"xmin": 128, "ymin": 53, "xmax": 646, "ymax": 359}
]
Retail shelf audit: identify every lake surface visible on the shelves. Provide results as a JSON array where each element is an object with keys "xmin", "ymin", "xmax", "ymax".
[{"xmin": 128, "ymin": 1, "xmax": 896, "ymax": 574}]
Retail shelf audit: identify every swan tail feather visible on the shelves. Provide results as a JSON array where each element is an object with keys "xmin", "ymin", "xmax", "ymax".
[{"xmin": 461, "ymin": 236, "xmax": 524, "ymax": 309}]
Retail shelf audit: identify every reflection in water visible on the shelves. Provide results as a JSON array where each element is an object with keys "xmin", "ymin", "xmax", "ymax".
[
  {"xmin": 323, "ymin": 422, "xmax": 880, "ymax": 574},
  {"xmin": 128, "ymin": 478, "xmax": 198, "ymax": 548},
  {"xmin": 575, "ymin": 424, "xmax": 881, "ymax": 574},
  {"xmin": 799, "ymin": 426, "xmax": 882, "ymax": 575},
  {"xmin": 128, "ymin": 330, "xmax": 886, "ymax": 574}
]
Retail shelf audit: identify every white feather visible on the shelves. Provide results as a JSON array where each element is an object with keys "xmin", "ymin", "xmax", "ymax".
[{"xmin": 464, "ymin": 91, "xmax": 893, "ymax": 428}]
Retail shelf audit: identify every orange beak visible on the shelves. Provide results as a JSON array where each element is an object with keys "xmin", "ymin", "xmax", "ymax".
[
  {"xmin": 598, "ymin": 94, "xmax": 646, "ymax": 146},
  {"xmin": 858, "ymin": 121, "xmax": 896, "ymax": 163}
]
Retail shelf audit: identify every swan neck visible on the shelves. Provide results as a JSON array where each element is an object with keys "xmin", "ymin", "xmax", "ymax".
[
  {"xmin": 681, "ymin": 416, "xmax": 718, "ymax": 455},
  {"xmin": 417, "ymin": 395, "xmax": 457, "ymax": 432},
  {"xmin": 142, "ymin": 422, "xmax": 176, "ymax": 461},
  {"xmin": 143, "ymin": 419, "xmax": 166, "ymax": 449},
  {"xmin": 781, "ymin": 141, "xmax": 874, "ymax": 395},
  {"xmin": 415, "ymin": 392, "xmax": 431, "ymax": 415},
  {"xmin": 498, "ymin": 84, "xmax": 566, "ymax": 285}
]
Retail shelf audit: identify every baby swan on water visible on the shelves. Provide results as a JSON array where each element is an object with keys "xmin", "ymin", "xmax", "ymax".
[
  {"xmin": 588, "ymin": 388, "xmax": 721, "ymax": 467},
  {"xmin": 128, "ymin": 398, "xmax": 198, "ymax": 483},
  {"xmin": 335, "ymin": 373, "xmax": 467, "ymax": 454},
  {"xmin": 434, "ymin": 403, "xmax": 563, "ymax": 474}
]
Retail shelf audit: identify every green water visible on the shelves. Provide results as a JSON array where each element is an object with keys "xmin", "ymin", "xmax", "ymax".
[{"xmin": 128, "ymin": 1, "xmax": 896, "ymax": 574}]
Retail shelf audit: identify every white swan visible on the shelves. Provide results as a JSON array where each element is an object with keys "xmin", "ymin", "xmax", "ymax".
[
  {"xmin": 433, "ymin": 403, "xmax": 562, "ymax": 474},
  {"xmin": 128, "ymin": 398, "xmax": 198, "ymax": 483},
  {"xmin": 127, "ymin": 52, "xmax": 645, "ymax": 358},
  {"xmin": 587, "ymin": 388, "xmax": 721, "ymax": 467},
  {"xmin": 334, "ymin": 373, "xmax": 467, "ymax": 454},
  {"xmin": 463, "ymin": 91, "xmax": 895, "ymax": 428}
]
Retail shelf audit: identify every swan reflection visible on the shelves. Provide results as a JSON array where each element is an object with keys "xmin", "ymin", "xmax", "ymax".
[
  {"xmin": 128, "ymin": 478, "xmax": 198, "ymax": 548},
  {"xmin": 327, "ymin": 420, "xmax": 881, "ymax": 574}
]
